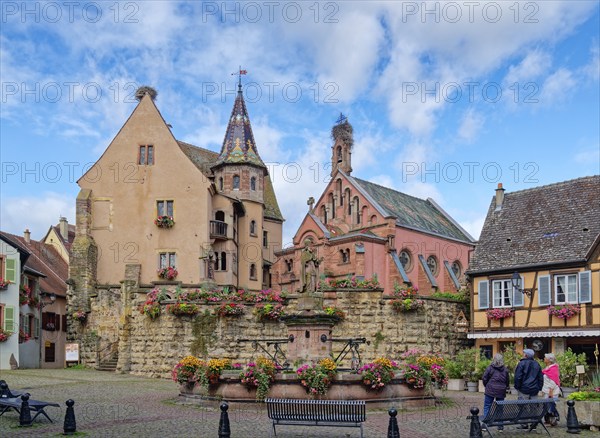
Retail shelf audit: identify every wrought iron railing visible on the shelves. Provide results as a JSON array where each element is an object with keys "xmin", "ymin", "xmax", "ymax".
[{"xmin": 210, "ymin": 220, "xmax": 228, "ymax": 239}]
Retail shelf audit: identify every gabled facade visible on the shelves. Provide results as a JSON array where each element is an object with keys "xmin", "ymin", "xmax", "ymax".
[
  {"xmin": 0, "ymin": 234, "xmax": 22, "ymax": 369},
  {"xmin": 70, "ymin": 85, "xmax": 283, "ymax": 361},
  {"xmin": 0, "ymin": 230, "xmax": 68, "ymax": 369},
  {"xmin": 273, "ymin": 119, "xmax": 475, "ymax": 295},
  {"xmin": 42, "ymin": 217, "xmax": 75, "ymax": 263},
  {"xmin": 466, "ymin": 177, "xmax": 600, "ymax": 363}
]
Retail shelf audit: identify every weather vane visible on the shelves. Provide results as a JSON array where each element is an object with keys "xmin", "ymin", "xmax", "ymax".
[
  {"xmin": 335, "ymin": 112, "xmax": 347, "ymax": 125},
  {"xmin": 231, "ymin": 66, "xmax": 247, "ymax": 90}
]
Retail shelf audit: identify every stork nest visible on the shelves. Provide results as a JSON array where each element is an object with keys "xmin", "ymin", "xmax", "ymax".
[
  {"xmin": 331, "ymin": 120, "xmax": 354, "ymax": 146},
  {"xmin": 135, "ymin": 86, "xmax": 158, "ymax": 101}
]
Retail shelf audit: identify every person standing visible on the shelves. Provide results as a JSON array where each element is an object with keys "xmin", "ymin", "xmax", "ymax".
[
  {"xmin": 481, "ymin": 353, "xmax": 510, "ymax": 432},
  {"xmin": 541, "ymin": 353, "xmax": 561, "ymax": 426},
  {"xmin": 513, "ymin": 348, "xmax": 544, "ymax": 430}
]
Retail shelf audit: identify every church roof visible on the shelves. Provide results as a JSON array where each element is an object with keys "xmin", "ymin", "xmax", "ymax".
[
  {"xmin": 468, "ymin": 175, "xmax": 600, "ymax": 274},
  {"xmin": 351, "ymin": 177, "xmax": 474, "ymax": 243},
  {"xmin": 212, "ymin": 85, "xmax": 266, "ymax": 169}
]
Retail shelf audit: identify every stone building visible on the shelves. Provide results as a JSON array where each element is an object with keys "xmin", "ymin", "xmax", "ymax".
[
  {"xmin": 69, "ymin": 84, "xmax": 283, "ymax": 368},
  {"xmin": 272, "ymin": 117, "xmax": 475, "ymax": 296}
]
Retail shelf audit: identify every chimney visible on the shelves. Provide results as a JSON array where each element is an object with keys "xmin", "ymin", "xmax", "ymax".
[
  {"xmin": 59, "ymin": 217, "xmax": 68, "ymax": 240},
  {"xmin": 495, "ymin": 183, "xmax": 505, "ymax": 211},
  {"xmin": 24, "ymin": 229, "xmax": 31, "ymax": 243}
]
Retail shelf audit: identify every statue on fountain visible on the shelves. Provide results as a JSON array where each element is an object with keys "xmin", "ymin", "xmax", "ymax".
[{"xmin": 298, "ymin": 239, "xmax": 324, "ymax": 311}]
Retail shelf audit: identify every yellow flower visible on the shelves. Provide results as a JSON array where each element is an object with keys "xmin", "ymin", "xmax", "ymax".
[
  {"xmin": 319, "ymin": 358, "xmax": 337, "ymax": 372},
  {"xmin": 180, "ymin": 356, "xmax": 203, "ymax": 368}
]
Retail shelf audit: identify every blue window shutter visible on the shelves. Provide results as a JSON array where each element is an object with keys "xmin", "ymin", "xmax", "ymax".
[
  {"xmin": 578, "ymin": 271, "xmax": 591, "ymax": 303},
  {"xmin": 538, "ymin": 275, "xmax": 551, "ymax": 306},
  {"xmin": 478, "ymin": 280, "xmax": 489, "ymax": 309},
  {"xmin": 513, "ymin": 275, "xmax": 524, "ymax": 307}
]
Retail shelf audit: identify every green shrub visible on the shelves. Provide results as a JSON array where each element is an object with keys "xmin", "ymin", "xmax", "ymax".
[
  {"xmin": 556, "ymin": 348, "xmax": 588, "ymax": 387},
  {"xmin": 567, "ymin": 391, "xmax": 600, "ymax": 401}
]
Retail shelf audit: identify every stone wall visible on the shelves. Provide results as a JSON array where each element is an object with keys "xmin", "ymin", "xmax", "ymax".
[{"xmin": 77, "ymin": 287, "xmax": 470, "ymax": 377}]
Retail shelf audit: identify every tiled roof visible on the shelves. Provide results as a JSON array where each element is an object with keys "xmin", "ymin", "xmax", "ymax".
[
  {"xmin": 352, "ymin": 177, "xmax": 473, "ymax": 243},
  {"xmin": 0, "ymin": 231, "xmax": 68, "ymax": 296},
  {"xmin": 212, "ymin": 88, "xmax": 266, "ymax": 169},
  {"xmin": 177, "ymin": 140, "xmax": 283, "ymax": 222},
  {"xmin": 468, "ymin": 176, "xmax": 600, "ymax": 273}
]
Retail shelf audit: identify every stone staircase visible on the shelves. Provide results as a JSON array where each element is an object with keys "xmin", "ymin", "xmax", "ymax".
[{"xmin": 96, "ymin": 353, "xmax": 119, "ymax": 372}]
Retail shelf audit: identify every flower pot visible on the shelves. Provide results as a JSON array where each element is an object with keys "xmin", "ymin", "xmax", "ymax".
[
  {"xmin": 560, "ymin": 387, "xmax": 577, "ymax": 398},
  {"xmin": 466, "ymin": 381, "xmax": 478, "ymax": 392},
  {"xmin": 447, "ymin": 378, "xmax": 465, "ymax": 391}
]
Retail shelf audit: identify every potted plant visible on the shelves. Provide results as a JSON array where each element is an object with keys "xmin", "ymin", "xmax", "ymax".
[
  {"xmin": 556, "ymin": 348, "xmax": 588, "ymax": 396},
  {"xmin": 240, "ymin": 357, "xmax": 279, "ymax": 400},
  {"xmin": 358, "ymin": 357, "xmax": 398, "ymax": 390},
  {"xmin": 73, "ymin": 310, "xmax": 87, "ymax": 323},
  {"xmin": 154, "ymin": 215, "xmax": 175, "ymax": 228},
  {"xmin": 296, "ymin": 358, "xmax": 338, "ymax": 396},
  {"xmin": 157, "ymin": 266, "xmax": 178, "ymax": 280},
  {"xmin": 0, "ymin": 278, "xmax": 10, "ymax": 290},
  {"xmin": 454, "ymin": 347, "xmax": 479, "ymax": 391},
  {"xmin": 445, "ymin": 359, "xmax": 465, "ymax": 391},
  {"xmin": 0, "ymin": 328, "xmax": 13, "ymax": 342}
]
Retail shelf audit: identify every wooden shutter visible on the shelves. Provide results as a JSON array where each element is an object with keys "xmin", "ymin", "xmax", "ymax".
[
  {"xmin": 538, "ymin": 275, "xmax": 551, "ymax": 306},
  {"xmin": 3, "ymin": 306, "xmax": 15, "ymax": 332},
  {"xmin": 55, "ymin": 313, "xmax": 61, "ymax": 331},
  {"xmin": 5, "ymin": 259, "xmax": 16, "ymax": 282},
  {"xmin": 579, "ymin": 271, "xmax": 592, "ymax": 303},
  {"xmin": 62, "ymin": 314, "xmax": 67, "ymax": 332},
  {"xmin": 42, "ymin": 312, "xmax": 49, "ymax": 327},
  {"xmin": 34, "ymin": 316, "xmax": 40, "ymax": 338},
  {"xmin": 478, "ymin": 280, "xmax": 489, "ymax": 309},
  {"xmin": 513, "ymin": 275, "xmax": 524, "ymax": 307}
]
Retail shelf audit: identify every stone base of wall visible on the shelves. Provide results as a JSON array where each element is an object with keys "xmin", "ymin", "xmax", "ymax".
[{"xmin": 78, "ymin": 287, "xmax": 469, "ymax": 377}]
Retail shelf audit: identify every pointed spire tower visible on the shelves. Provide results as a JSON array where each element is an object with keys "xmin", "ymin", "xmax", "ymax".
[
  {"xmin": 330, "ymin": 113, "xmax": 353, "ymax": 177},
  {"xmin": 212, "ymin": 71, "xmax": 266, "ymax": 203}
]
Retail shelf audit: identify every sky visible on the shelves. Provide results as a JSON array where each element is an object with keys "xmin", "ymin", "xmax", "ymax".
[{"xmin": 1, "ymin": 1, "xmax": 599, "ymax": 247}]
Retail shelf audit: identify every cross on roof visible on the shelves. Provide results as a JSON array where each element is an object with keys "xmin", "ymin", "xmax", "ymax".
[{"xmin": 335, "ymin": 113, "xmax": 347, "ymax": 125}]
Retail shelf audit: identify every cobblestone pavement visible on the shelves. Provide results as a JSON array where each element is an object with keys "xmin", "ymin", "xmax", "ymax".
[{"xmin": 0, "ymin": 369, "xmax": 596, "ymax": 437}]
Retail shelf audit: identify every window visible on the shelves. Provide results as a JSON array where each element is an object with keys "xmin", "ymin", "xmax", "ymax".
[
  {"xmin": 451, "ymin": 261, "xmax": 461, "ymax": 278},
  {"xmin": 219, "ymin": 177, "xmax": 224, "ymax": 191},
  {"xmin": 492, "ymin": 279, "xmax": 513, "ymax": 308},
  {"xmin": 555, "ymin": 274, "xmax": 577, "ymax": 304},
  {"xmin": 250, "ymin": 220, "xmax": 257, "ymax": 236},
  {"xmin": 286, "ymin": 259, "xmax": 293, "ymax": 272},
  {"xmin": 215, "ymin": 210, "xmax": 225, "ymax": 222},
  {"xmin": 263, "ymin": 231, "xmax": 268, "ymax": 248},
  {"xmin": 157, "ymin": 200, "xmax": 174, "ymax": 217},
  {"xmin": 340, "ymin": 249, "xmax": 350, "ymax": 264},
  {"xmin": 426, "ymin": 255, "xmax": 438, "ymax": 276},
  {"xmin": 139, "ymin": 145, "xmax": 154, "ymax": 165},
  {"xmin": 159, "ymin": 252, "xmax": 176, "ymax": 269},
  {"xmin": 0, "ymin": 255, "xmax": 4, "ymax": 281},
  {"xmin": 215, "ymin": 252, "xmax": 227, "ymax": 271},
  {"xmin": 336, "ymin": 146, "xmax": 342, "ymax": 162},
  {"xmin": 250, "ymin": 263, "xmax": 257, "ymax": 280},
  {"xmin": 337, "ymin": 180, "xmax": 343, "ymax": 205},
  {"xmin": 233, "ymin": 174, "xmax": 240, "ymax": 190},
  {"xmin": 250, "ymin": 177, "xmax": 256, "ymax": 191},
  {"xmin": 329, "ymin": 193, "xmax": 335, "ymax": 219},
  {"xmin": 321, "ymin": 205, "xmax": 328, "ymax": 224},
  {"xmin": 399, "ymin": 250, "xmax": 412, "ymax": 272},
  {"xmin": 353, "ymin": 196, "xmax": 360, "ymax": 224},
  {"xmin": 345, "ymin": 189, "xmax": 352, "ymax": 215}
]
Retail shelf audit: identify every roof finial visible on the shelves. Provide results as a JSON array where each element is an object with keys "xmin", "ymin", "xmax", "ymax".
[
  {"xmin": 335, "ymin": 112, "xmax": 347, "ymax": 125},
  {"xmin": 231, "ymin": 66, "xmax": 247, "ymax": 93}
]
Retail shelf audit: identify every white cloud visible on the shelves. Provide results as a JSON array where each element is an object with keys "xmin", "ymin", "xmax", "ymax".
[
  {"xmin": 457, "ymin": 109, "xmax": 484, "ymax": 143},
  {"xmin": 541, "ymin": 68, "xmax": 577, "ymax": 104},
  {"xmin": 504, "ymin": 50, "xmax": 552, "ymax": 85},
  {"xmin": 0, "ymin": 192, "xmax": 75, "ymax": 240}
]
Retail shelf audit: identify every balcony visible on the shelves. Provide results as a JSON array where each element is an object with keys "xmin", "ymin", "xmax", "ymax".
[{"xmin": 210, "ymin": 220, "xmax": 228, "ymax": 240}]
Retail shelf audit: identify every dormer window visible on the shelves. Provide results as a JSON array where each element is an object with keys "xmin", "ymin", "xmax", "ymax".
[
  {"xmin": 233, "ymin": 174, "xmax": 240, "ymax": 190},
  {"xmin": 139, "ymin": 145, "xmax": 154, "ymax": 165}
]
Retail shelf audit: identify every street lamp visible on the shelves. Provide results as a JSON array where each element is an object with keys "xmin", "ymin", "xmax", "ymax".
[
  {"xmin": 511, "ymin": 272, "xmax": 532, "ymax": 298},
  {"xmin": 38, "ymin": 293, "xmax": 56, "ymax": 368}
]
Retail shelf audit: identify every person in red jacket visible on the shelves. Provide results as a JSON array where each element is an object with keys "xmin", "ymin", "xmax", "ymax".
[{"xmin": 541, "ymin": 353, "xmax": 561, "ymax": 425}]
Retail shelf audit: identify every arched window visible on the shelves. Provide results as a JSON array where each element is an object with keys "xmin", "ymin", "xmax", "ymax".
[
  {"xmin": 328, "ymin": 193, "xmax": 335, "ymax": 219},
  {"xmin": 250, "ymin": 176, "xmax": 256, "ymax": 191},
  {"xmin": 221, "ymin": 252, "xmax": 227, "ymax": 271},
  {"xmin": 250, "ymin": 220, "xmax": 256, "ymax": 235},
  {"xmin": 353, "ymin": 196, "xmax": 360, "ymax": 224},
  {"xmin": 250, "ymin": 263, "xmax": 256, "ymax": 280},
  {"xmin": 361, "ymin": 206, "xmax": 368, "ymax": 225},
  {"xmin": 399, "ymin": 249, "xmax": 412, "ymax": 272},
  {"xmin": 215, "ymin": 210, "xmax": 225, "ymax": 222},
  {"xmin": 337, "ymin": 180, "xmax": 343, "ymax": 206},
  {"xmin": 321, "ymin": 205, "xmax": 328, "ymax": 224},
  {"xmin": 336, "ymin": 146, "xmax": 342, "ymax": 163},
  {"xmin": 370, "ymin": 215, "xmax": 377, "ymax": 225},
  {"xmin": 427, "ymin": 255, "xmax": 439, "ymax": 276},
  {"xmin": 346, "ymin": 189, "xmax": 352, "ymax": 215},
  {"xmin": 233, "ymin": 174, "xmax": 240, "ymax": 189},
  {"xmin": 218, "ymin": 177, "xmax": 223, "ymax": 191}
]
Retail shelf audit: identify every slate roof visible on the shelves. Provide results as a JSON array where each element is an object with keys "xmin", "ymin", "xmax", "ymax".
[
  {"xmin": 0, "ymin": 231, "xmax": 68, "ymax": 297},
  {"xmin": 351, "ymin": 177, "xmax": 474, "ymax": 243},
  {"xmin": 212, "ymin": 87, "xmax": 266, "ymax": 169},
  {"xmin": 468, "ymin": 175, "xmax": 600, "ymax": 274},
  {"xmin": 177, "ymin": 141, "xmax": 283, "ymax": 222}
]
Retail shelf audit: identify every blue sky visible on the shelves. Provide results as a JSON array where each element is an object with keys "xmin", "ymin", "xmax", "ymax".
[{"xmin": 1, "ymin": 1, "xmax": 599, "ymax": 246}]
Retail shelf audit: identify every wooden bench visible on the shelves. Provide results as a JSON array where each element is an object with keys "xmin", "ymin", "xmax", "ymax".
[
  {"xmin": 0, "ymin": 394, "xmax": 60, "ymax": 423},
  {"xmin": 265, "ymin": 398, "xmax": 366, "ymax": 437},
  {"xmin": 481, "ymin": 399, "xmax": 557, "ymax": 437}
]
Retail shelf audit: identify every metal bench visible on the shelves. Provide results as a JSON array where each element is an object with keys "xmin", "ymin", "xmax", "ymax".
[
  {"xmin": 481, "ymin": 399, "xmax": 556, "ymax": 437},
  {"xmin": 0, "ymin": 394, "xmax": 60, "ymax": 423},
  {"xmin": 0, "ymin": 380, "xmax": 24, "ymax": 398},
  {"xmin": 265, "ymin": 398, "xmax": 366, "ymax": 437}
]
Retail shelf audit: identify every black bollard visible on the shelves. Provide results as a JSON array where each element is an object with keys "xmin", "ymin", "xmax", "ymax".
[
  {"xmin": 19, "ymin": 393, "xmax": 32, "ymax": 427},
  {"xmin": 218, "ymin": 402, "xmax": 231, "ymax": 438},
  {"xmin": 63, "ymin": 399, "xmax": 77, "ymax": 435},
  {"xmin": 468, "ymin": 407, "xmax": 483, "ymax": 438},
  {"xmin": 387, "ymin": 407, "xmax": 400, "ymax": 438},
  {"xmin": 566, "ymin": 400, "xmax": 581, "ymax": 434}
]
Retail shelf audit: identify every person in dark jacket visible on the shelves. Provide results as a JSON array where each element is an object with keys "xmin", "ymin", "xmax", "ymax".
[
  {"xmin": 513, "ymin": 349, "xmax": 544, "ymax": 429},
  {"xmin": 481, "ymin": 353, "xmax": 510, "ymax": 431}
]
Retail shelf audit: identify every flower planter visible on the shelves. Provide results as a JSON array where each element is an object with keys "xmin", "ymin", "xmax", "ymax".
[
  {"xmin": 447, "ymin": 378, "xmax": 465, "ymax": 391},
  {"xmin": 557, "ymin": 400, "xmax": 600, "ymax": 428},
  {"xmin": 466, "ymin": 381, "xmax": 478, "ymax": 392},
  {"xmin": 560, "ymin": 387, "xmax": 577, "ymax": 398}
]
